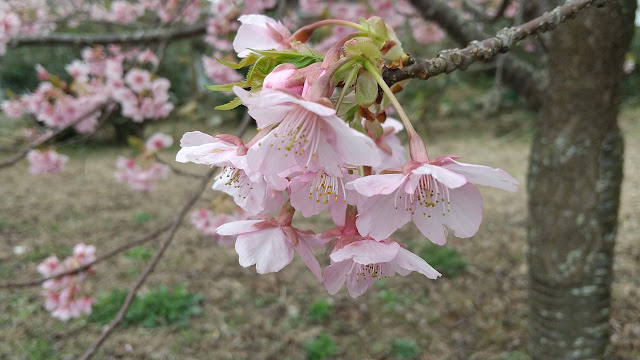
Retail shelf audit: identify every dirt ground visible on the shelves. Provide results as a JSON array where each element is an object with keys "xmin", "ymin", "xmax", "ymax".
[{"xmin": 1, "ymin": 106, "xmax": 639, "ymax": 360}]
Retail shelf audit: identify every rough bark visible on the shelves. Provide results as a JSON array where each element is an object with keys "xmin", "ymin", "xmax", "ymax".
[{"xmin": 526, "ymin": 1, "xmax": 636, "ymax": 359}]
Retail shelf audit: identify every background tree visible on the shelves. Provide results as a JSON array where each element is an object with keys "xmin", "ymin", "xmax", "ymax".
[{"xmin": 527, "ymin": 0, "xmax": 636, "ymax": 358}]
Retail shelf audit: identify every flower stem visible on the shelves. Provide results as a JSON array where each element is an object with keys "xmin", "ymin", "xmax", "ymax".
[
  {"xmin": 335, "ymin": 65, "xmax": 360, "ymax": 110},
  {"xmin": 362, "ymin": 61, "xmax": 429, "ymax": 162}
]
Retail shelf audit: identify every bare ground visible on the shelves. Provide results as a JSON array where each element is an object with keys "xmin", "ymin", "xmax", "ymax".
[{"xmin": 0, "ymin": 107, "xmax": 639, "ymax": 360}]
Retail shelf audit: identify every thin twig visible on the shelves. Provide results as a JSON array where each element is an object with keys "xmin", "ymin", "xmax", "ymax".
[
  {"xmin": 0, "ymin": 223, "xmax": 171, "ymax": 289},
  {"xmin": 384, "ymin": 0, "xmax": 602, "ymax": 108},
  {"xmin": 78, "ymin": 112, "xmax": 252, "ymax": 360},
  {"xmin": 10, "ymin": 21, "xmax": 206, "ymax": 47},
  {"xmin": 0, "ymin": 103, "xmax": 107, "ymax": 170}
]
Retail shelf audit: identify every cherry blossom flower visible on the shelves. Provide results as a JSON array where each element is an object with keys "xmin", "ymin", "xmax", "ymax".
[
  {"xmin": 37, "ymin": 243, "xmax": 96, "ymax": 320},
  {"xmin": 348, "ymin": 156, "xmax": 519, "ymax": 243},
  {"xmin": 145, "ymin": 132, "xmax": 174, "ymax": 152},
  {"xmin": 233, "ymin": 14, "xmax": 292, "ymax": 58},
  {"xmin": 176, "ymin": 131, "xmax": 287, "ymax": 215},
  {"xmin": 324, "ymin": 238, "xmax": 441, "ymax": 297},
  {"xmin": 216, "ymin": 206, "xmax": 322, "ymax": 280},
  {"xmin": 27, "ymin": 149, "xmax": 69, "ymax": 175},
  {"xmin": 115, "ymin": 156, "xmax": 170, "ymax": 191},
  {"xmin": 235, "ymin": 86, "xmax": 380, "ymax": 176},
  {"xmin": 124, "ymin": 69, "xmax": 152, "ymax": 93},
  {"xmin": 288, "ymin": 168, "xmax": 361, "ymax": 225}
]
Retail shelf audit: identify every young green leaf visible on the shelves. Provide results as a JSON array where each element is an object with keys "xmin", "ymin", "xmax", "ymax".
[
  {"xmin": 355, "ymin": 70, "xmax": 378, "ymax": 108},
  {"xmin": 214, "ymin": 96, "xmax": 242, "ymax": 111}
]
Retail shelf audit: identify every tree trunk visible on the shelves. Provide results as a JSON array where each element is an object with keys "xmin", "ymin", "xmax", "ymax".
[{"xmin": 527, "ymin": 1, "xmax": 636, "ymax": 359}]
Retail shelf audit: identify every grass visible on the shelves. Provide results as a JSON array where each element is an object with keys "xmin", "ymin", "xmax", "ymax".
[
  {"xmin": 124, "ymin": 246, "xmax": 153, "ymax": 260},
  {"xmin": 307, "ymin": 298, "xmax": 332, "ymax": 322},
  {"xmin": 418, "ymin": 244, "xmax": 467, "ymax": 278},
  {"xmin": 306, "ymin": 333, "xmax": 339, "ymax": 360},
  {"xmin": 2, "ymin": 107, "xmax": 640, "ymax": 359},
  {"xmin": 89, "ymin": 284, "xmax": 202, "ymax": 328},
  {"xmin": 390, "ymin": 338, "xmax": 420, "ymax": 359}
]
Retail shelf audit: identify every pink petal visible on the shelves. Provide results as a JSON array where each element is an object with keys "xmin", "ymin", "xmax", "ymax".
[
  {"xmin": 412, "ymin": 212, "xmax": 448, "ymax": 245},
  {"xmin": 346, "ymin": 173, "xmax": 407, "ymax": 196},
  {"xmin": 330, "ymin": 239, "xmax": 400, "ymax": 264},
  {"xmin": 179, "ymin": 131, "xmax": 215, "ymax": 147},
  {"xmin": 233, "ymin": 15, "xmax": 290, "ymax": 58},
  {"xmin": 345, "ymin": 267, "xmax": 376, "ymax": 298},
  {"xmin": 324, "ymin": 115, "xmax": 380, "ymax": 168},
  {"xmin": 233, "ymin": 87, "xmax": 293, "ymax": 129},
  {"xmin": 323, "ymin": 259, "xmax": 355, "ymax": 295},
  {"xmin": 393, "ymin": 248, "xmax": 441, "ymax": 279},
  {"xmin": 235, "ymin": 227, "xmax": 294, "ymax": 274},
  {"xmin": 411, "ymin": 164, "xmax": 468, "ymax": 189},
  {"xmin": 411, "ymin": 182, "xmax": 483, "ymax": 244},
  {"xmin": 246, "ymin": 130, "xmax": 298, "ymax": 175},
  {"xmin": 441, "ymin": 183, "xmax": 483, "ymax": 238},
  {"xmin": 216, "ymin": 220, "xmax": 263, "ymax": 236},
  {"xmin": 356, "ymin": 195, "xmax": 412, "ymax": 240},
  {"xmin": 441, "ymin": 159, "xmax": 519, "ymax": 192},
  {"xmin": 295, "ymin": 234, "xmax": 323, "ymax": 282}
]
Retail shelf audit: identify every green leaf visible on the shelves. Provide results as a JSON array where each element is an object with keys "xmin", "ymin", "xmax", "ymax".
[
  {"xmin": 215, "ymin": 53, "xmax": 260, "ymax": 69},
  {"xmin": 356, "ymin": 70, "xmax": 378, "ymax": 108},
  {"xmin": 250, "ymin": 49, "xmax": 323, "ymax": 68},
  {"xmin": 344, "ymin": 39, "xmax": 381, "ymax": 61},
  {"xmin": 364, "ymin": 17, "xmax": 389, "ymax": 40},
  {"xmin": 215, "ymin": 97, "xmax": 242, "ymax": 111},
  {"xmin": 204, "ymin": 82, "xmax": 244, "ymax": 92}
]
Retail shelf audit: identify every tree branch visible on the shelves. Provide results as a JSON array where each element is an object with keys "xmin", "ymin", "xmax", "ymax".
[
  {"xmin": 385, "ymin": 0, "xmax": 603, "ymax": 108},
  {"xmin": 78, "ymin": 111, "xmax": 252, "ymax": 360},
  {"xmin": 0, "ymin": 223, "xmax": 171, "ymax": 289},
  {"xmin": 0, "ymin": 103, "xmax": 108, "ymax": 170},
  {"xmin": 10, "ymin": 21, "xmax": 207, "ymax": 47}
]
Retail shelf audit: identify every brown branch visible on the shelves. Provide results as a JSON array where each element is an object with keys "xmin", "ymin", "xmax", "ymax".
[
  {"xmin": 10, "ymin": 21, "xmax": 206, "ymax": 47},
  {"xmin": 385, "ymin": 0, "xmax": 603, "ymax": 108},
  {"xmin": 0, "ymin": 103, "xmax": 107, "ymax": 170},
  {"xmin": 404, "ymin": 0, "xmax": 543, "ymax": 108},
  {"xmin": 0, "ymin": 223, "xmax": 172, "ymax": 289},
  {"xmin": 78, "ymin": 111, "xmax": 252, "ymax": 360}
]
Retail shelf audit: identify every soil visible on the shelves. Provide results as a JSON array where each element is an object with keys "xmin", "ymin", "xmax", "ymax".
[{"xmin": 0, "ymin": 107, "xmax": 638, "ymax": 360}]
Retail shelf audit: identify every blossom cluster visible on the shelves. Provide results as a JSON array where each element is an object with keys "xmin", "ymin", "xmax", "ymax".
[
  {"xmin": 37, "ymin": 244, "xmax": 96, "ymax": 321},
  {"xmin": 0, "ymin": 0, "xmax": 204, "ymax": 55},
  {"xmin": 115, "ymin": 132, "xmax": 173, "ymax": 191},
  {"xmin": 2, "ymin": 46, "xmax": 173, "ymax": 133},
  {"xmin": 27, "ymin": 149, "xmax": 69, "ymax": 175},
  {"xmin": 200, "ymin": 0, "xmax": 449, "ymax": 86},
  {"xmin": 178, "ymin": 14, "xmax": 519, "ymax": 297}
]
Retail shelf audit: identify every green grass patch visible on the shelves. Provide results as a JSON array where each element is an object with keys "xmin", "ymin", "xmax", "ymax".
[
  {"xmin": 21, "ymin": 338, "xmax": 54, "ymax": 360},
  {"xmin": 306, "ymin": 333, "xmax": 339, "ymax": 360},
  {"xmin": 378, "ymin": 289, "xmax": 404, "ymax": 307},
  {"xmin": 418, "ymin": 244, "xmax": 467, "ymax": 278},
  {"xmin": 23, "ymin": 245, "xmax": 71, "ymax": 263},
  {"xmin": 390, "ymin": 338, "xmax": 420, "ymax": 359},
  {"xmin": 307, "ymin": 298, "xmax": 332, "ymax": 322},
  {"xmin": 124, "ymin": 246, "xmax": 153, "ymax": 260},
  {"xmin": 89, "ymin": 284, "xmax": 202, "ymax": 328},
  {"xmin": 133, "ymin": 211, "xmax": 152, "ymax": 224}
]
